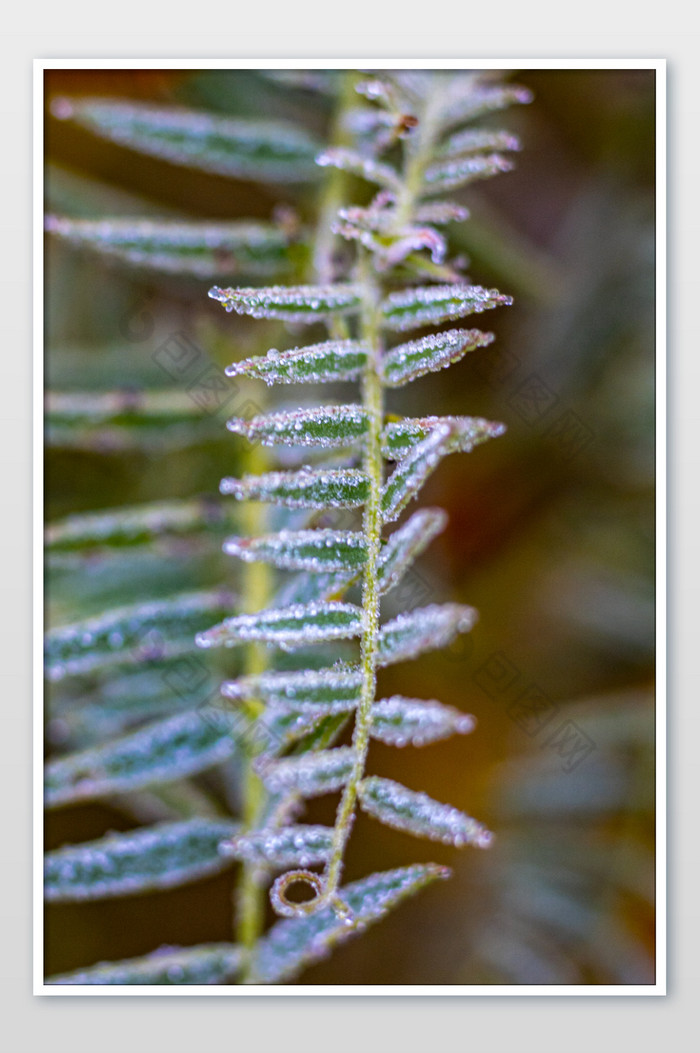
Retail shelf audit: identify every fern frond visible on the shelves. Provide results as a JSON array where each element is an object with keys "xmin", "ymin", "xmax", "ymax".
[
  {"xmin": 47, "ymin": 67, "xmax": 530, "ymax": 984},
  {"xmin": 200, "ymin": 69, "xmax": 525, "ymax": 933},
  {"xmin": 51, "ymin": 97, "xmax": 322, "ymax": 183}
]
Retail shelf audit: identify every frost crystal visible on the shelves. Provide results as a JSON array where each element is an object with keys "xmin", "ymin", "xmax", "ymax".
[
  {"xmin": 439, "ymin": 128, "xmax": 521, "ymax": 158},
  {"xmin": 377, "ymin": 508, "xmax": 448, "ymax": 595},
  {"xmin": 415, "ymin": 201, "xmax": 470, "ymax": 225},
  {"xmin": 257, "ymin": 746, "xmax": 356, "ymax": 797},
  {"xmin": 316, "ymin": 147, "xmax": 400, "ymax": 191},
  {"xmin": 220, "ymin": 467, "xmax": 370, "ymax": 509},
  {"xmin": 253, "ymin": 864, "xmax": 451, "ymax": 983},
  {"xmin": 377, "ymin": 603, "xmax": 478, "ymax": 666},
  {"xmin": 209, "ymin": 283, "xmax": 362, "ymax": 322},
  {"xmin": 225, "ymin": 340, "xmax": 369, "ymax": 385},
  {"xmin": 381, "ymin": 283, "xmax": 513, "ymax": 332},
  {"xmin": 221, "ymin": 666, "xmax": 363, "ymax": 712},
  {"xmin": 221, "ymin": 825, "xmax": 334, "ymax": 867},
  {"xmin": 45, "ymin": 819, "xmax": 239, "ymax": 901},
  {"xmin": 45, "ymin": 708, "xmax": 240, "ymax": 806},
  {"xmin": 382, "ymin": 415, "xmax": 506, "ymax": 460},
  {"xmin": 47, "ymin": 943, "xmax": 243, "ymax": 986},
  {"xmin": 358, "ymin": 776, "xmax": 492, "ymax": 848},
  {"xmin": 381, "ymin": 329, "xmax": 494, "ymax": 387},
  {"xmin": 423, "ymin": 153, "xmax": 515, "ymax": 194},
  {"xmin": 52, "ymin": 98, "xmax": 322, "ymax": 183},
  {"xmin": 227, "ymin": 404, "xmax": 369, "ymax": 448},
  {"xmin": 45, "ymin": 215, "xmax": 294, "ymax": 278},
  {"xmin": 382, "ymin": 425, "xmax": 453, "ymax": 522},
  {"xmin": 196, "ymin": 600, "xmax": 364, "ymax": 650},
  {"xmin": 371, "ymin": 696, "xmax": 475, "ymax": 748},
  {"xmin": 223, "ymin": 528, "xmax": 368, "ymax": 573}
]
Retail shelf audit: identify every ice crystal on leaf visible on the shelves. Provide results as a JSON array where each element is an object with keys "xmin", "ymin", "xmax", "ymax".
[
  {"xmin": 220, "ymin": 466, "xmax": 370, "ymax": 509},
  {"xmin": 380, "ymin": 328, "xmax": 495, "ymax": 387},
  {"xmin": 358, "ymin": 777, "xmax": 493, "ymax": 847},
  {"xmin": 221, "ymin": 825, "xmax": 335, "ymax": 867},
  {"xmin": 381, "ymin": 283, "xmax": 513, "ymax": 332},
  {"xmin": 45, "ymin": 819, "xmax": 239, "ymax": 901},
  {"xmin": 224, "ymin": 340, "xmax": 369, "ymax": 385},
  {"xmin": 209, "ymin": 283, "xmax": 362, "ymax": 322}
]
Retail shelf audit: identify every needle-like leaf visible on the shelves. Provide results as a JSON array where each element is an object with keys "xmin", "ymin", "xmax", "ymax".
[
  {"xmin": 47, "ymin": 943, "xmax": 243, "ymax": 986},
  {"xmin": 45, "ymin": 819, "xmax": 238, "ymax": 901}
]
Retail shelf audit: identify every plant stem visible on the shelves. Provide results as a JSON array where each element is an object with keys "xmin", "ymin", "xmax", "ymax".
[
  {"xmin": 234, "ymin": 437, "xmax": 273, "ymax": 969},
  {"xmin": 323, "ymin": 256, "xmax": 383, "ymax": 901},
  {"xmin": 322, "ymin": 81, "xmax": 444, "ymax": 906},
  {"xmin": 235, "ymin": 70, "xmax": 361, "ymax": 953}
]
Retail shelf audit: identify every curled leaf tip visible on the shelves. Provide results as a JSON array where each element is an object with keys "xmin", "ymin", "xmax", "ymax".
[{"xmin": 270, "ymin": 869, "xmax": 325, "ymax": 918}]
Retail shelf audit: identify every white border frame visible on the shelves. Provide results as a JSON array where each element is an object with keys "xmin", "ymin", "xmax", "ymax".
[{"xmin": 33, "ymin": 57, "xmax": 666, "ymax": 997}]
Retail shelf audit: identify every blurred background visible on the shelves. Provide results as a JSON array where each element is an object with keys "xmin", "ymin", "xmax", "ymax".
[{"xmin": 44, "ymin": 67, "xmax": 656, "ymax": 985}]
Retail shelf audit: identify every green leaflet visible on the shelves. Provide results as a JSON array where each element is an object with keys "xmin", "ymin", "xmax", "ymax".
[
  {"xmin": 377, "ymin": 508, "xmax": 447, "ymax": 595},
  {"xmin": 209, "ymin": 283, "xmax": 362, "ymax": 322},
  {"xmin": 46, "ymin": 498, "xmax": 235, "ymax": 556},
  {"xmin": 224, "ymin": 339, "xmax": 369, "ymax": 385},
  {"xmin": 380, "ymin": 328, "xmax": 495, "ymax": 386},
  {"xmin": 45, "ymin": 215, "xmax": 299, "ymax": 279},
  {"xmin": 257, "ymin": 746, "xmax": 356, "ymax": 797},
  {"xmin": 45, "ymin": 389, "xmax": 220, "ymax": 452},
  {"xmin": 223, "ymin": 529, "xmax": 368, "ymax": 573},
  {"xmin": 45, "ymin": 818, "xmax": 239, "ymax": 901},
  {"xmin": 440, "ymin": 82, "xmax": 533, "ymax": 128},
  {"xmin": 377, "ymin": 603, "xmax": 478, "ymax": 666},
  {"xmin": 358, "ymin": 776, "xmax": 493, "ymax": 848},
  {"xmin": 45, "ymin": 708, "xmax": 241, "ymax": 808},
  {"xmin": 288, "ymin": 712, "xmax": 353, "ymax": 755},
  {"xmin": 258, "ymin": 707, "xmax": 326, "ymax": 755},
  {"xmin": 221, "ymin": 825, "xmax": 335, "ymax": 867},
  {"xmin": 227, "ymin": 404, "xmax": 369, "ymax": 448},
  {"xmin": 251, "ymin": 864, "xmax": 451, "ymax": 983},
  {"xmin": 438, "ymin": 128, "xmax": 522, "ymax": 158},
  {"xmin": 46, "ymin": 390, "xmax": 206, "ymax": 428},
  {"xmin": 380, "ymin": 283, "xmax": 513, "ymax": 332},
  {"xmin": 45, "ymin": 590, "xmax": 235, "ymax": 681},
  {"xmin": 316, "ymin": 147, "xmax": 401, "ymax": 191},
  {"xmin": 47, "ymin": 943, "xmax": 243, "ymax": 986},
  {"xmin": 381, "ymin": 425, "xmax": 453, "ymax": 523},
  {"xmin": 370, "ymin": 696, "xmax": 475, "ymax": 748},
  {"xmin": 220, "ymin": 467, "xmax": 370, "ymax": 509},
  {"xmin": 47, "ymin": 661, "xmax": 211, "ymax": 746},
  {"xmin": 422, "ymin": 152, "xmax": 515, "ymax": 195},
  {"xmin": 382, "ymin": 415, "xmax": 506, "ymax": 460},
  {"xmin": 271, "ymin": 568, "xmax": 358, "ymax": 607},
  {"xmin": 195, "ymin": 600, "xmax": 364, "ymax": 650},
  {"xmin": 51, "ymin": 98, "xmax": 321, "ymax": 183},
  {"xmin": 221, "ymin": 665, "xmax": 363, "ymax": 712}
]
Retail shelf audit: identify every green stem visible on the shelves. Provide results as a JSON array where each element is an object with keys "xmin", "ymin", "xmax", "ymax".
[
  {"xmin": 234, "ymin": 69, "xmax": 361, "ymax": 954},
  {"xmin": 323, "ymin": 257, "xmax": 383, "ymax": 902},
  {"xmin": 321, "ymin": 80, "xmax": 445, "ymax": 908},
  {"xmin": 234, "ymin": 439, "xmax": 273, "ymax": 970}
]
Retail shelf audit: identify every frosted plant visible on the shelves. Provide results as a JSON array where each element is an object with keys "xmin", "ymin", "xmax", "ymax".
[
  {"xmin": 44, "ymin": 68, "xmax": 529, "ymax": 985},
  {"xmin": 201, "ymin": 71, "xmax": 526, "ymax": 952}
]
